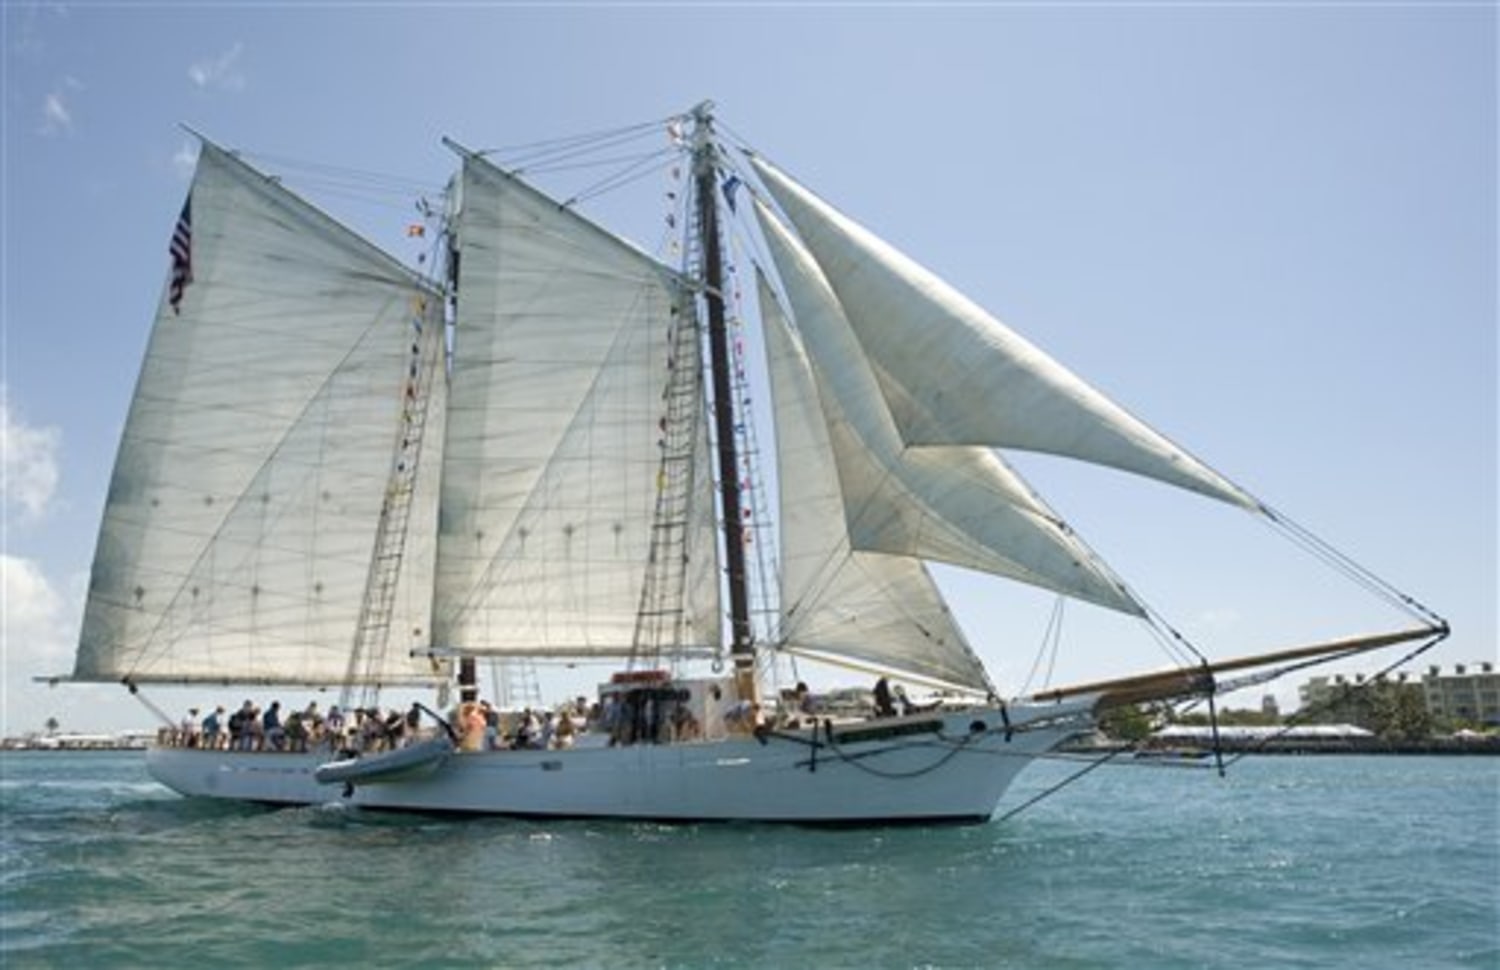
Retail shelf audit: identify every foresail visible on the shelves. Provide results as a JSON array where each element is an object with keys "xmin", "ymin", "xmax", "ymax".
[
  {"xmin": 748, "ymin": 154, "xmax": 1256, "ymax": 511},
  {"xmin": 754, "ymin": 210, "xmax": 1140, "ymax": 616},
  {"xmin": 432, "ymin": 154, "xmax": 720, "ymax": 657},
  {"xmin": 75, "ymin": 142, "xmax": 446, "ymax": 687},
  {"xmin": 764, "ymin": 274, "xmax": 992, "ymax": 692}
]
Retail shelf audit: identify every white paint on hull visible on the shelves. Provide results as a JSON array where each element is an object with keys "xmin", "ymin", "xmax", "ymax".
[{"xmin": 146, "ymin": 702, "xmax": 1094, "ymax": 824}]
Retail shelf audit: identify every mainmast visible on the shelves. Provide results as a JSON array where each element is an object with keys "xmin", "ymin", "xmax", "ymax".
[{"xmin": 691, "ymin": 103, "xmax": 756, "ymax": 700}]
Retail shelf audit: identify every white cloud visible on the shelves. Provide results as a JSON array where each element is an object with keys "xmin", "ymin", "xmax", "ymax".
[
  {"xmin": 1, "ymin": 556, "xmax": 91, "ymax": 736},
  {"xmin": 188, "ymin": 42, "xmax": 246, "ymax": 92},
  {"xmin": 172, "ymin": 139, "xmax": 198, "ymax": 180},
  {"xmin": 1, "ymin": 554, "xmax": 69, "ymax": 668},
  {"xmin": 1, "ymin": 389, "xmax": 60, "ymax": 521},
  {"xmin": 41, "ymin": 90, "xmax": 71, "ymax": 135}
]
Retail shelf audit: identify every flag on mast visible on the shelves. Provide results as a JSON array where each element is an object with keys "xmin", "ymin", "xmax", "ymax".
[{"xmin": 168, "ymin": 196, "xmax": 193, "ymax": 314}]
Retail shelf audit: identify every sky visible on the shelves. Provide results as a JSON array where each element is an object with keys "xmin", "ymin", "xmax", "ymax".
[{"xmin": 2, "ymin": 2, "xmax": 1495, "ymax": 735}]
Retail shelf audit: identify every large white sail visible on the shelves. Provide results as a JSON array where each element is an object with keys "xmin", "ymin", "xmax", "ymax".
[
  {"xmin": 432, "ymin": 154, "xmax": 720, "ymax": 657},
  {"xmin": 762, "ymin": 275, "xmax": 992, "ymax": 691},
  {"xmin": 754, "ymin": 206, "xmax": 1139, "ymax": 616},
  {"xmin": 74, "ymin": 142, "xmax": 446, "ymax": 686},
  {"xmin": 748, "ymin": 154, "xmax": 1256, "ymax": 510}
]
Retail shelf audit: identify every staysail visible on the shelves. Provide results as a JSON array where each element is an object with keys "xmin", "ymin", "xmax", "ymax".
[
  {"xmin": 431, "ymin": 153, "xmax": 721, "ymax": 658},
  {"xmin": 748, "ymin": 154, "xmax": 1257, "ymax": 511},
  {"xmin": 762, "ymin": 274, "xmax": 991, "ymax": 691},
  {"xmin": 74, "ymin": 141, "xmax": 446, "ymax": 686},
  {"xmin": 754, "ymin": 202, "xmax": 1140, "ymax": 617}
]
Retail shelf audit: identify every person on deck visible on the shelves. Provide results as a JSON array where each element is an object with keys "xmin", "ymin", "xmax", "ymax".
[
  {"xmin": 555, "ymin": 709, "xmax": 577, "ymax": 749},
  {"xmin": 873, "ymin": 678, "xmax": 897, "ymax": 719},
  {"xmin": 284, "ymin": 708, "xmax": 308, "ymax": 752},
  {"xmin": 263, "ymin": 701, "xmax": 285, "ymax": 751},
  {"xmin": 201, "ymin": 706, "xmax": 224, "ymax": 749},
  {"xmin": 404, "ymin": 702, "xmax": 422, "ymax": 747},
  {"xmin": 324, "ymin": 705, "xmax": 345, "ymax": 750},
  {"xmin": 179, "ymin": 708, "xmax": 200, "ymax": 748},
  {"xmin": 460, "ymin": 702, "xmax": 486, "ymax": 752}
]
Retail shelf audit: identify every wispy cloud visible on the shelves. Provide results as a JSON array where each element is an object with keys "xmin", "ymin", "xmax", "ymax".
[
  {"xmin": 1, "ymin": 388, "xmax": 61, "ymax": 521},
  {"xmin": 188, "ymin": 42, "xmax": 246, "ymax": 92},
  {"xmin": 172, "ymin": 139, "xmax": 198, "ymax": 180},
  {"xmin": 39, "ymin": 76, "xmax": 81, "ymax": 136}
]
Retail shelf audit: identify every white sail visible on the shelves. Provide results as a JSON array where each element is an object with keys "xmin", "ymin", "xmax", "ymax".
[
  {"xmin": 74, "ymin": 142, "xmax": 446, "ymax": 686},
  {"xmin": 754, "ymin": 207, "xmax": 1140, "ymax": 616},
  {"xmin": 748, "ymin": 154, "xmax": 1256, "ymax": 510},
  {"xmin": 763, "ymin": 273, "xmax": 992, "ymax": 691},
  {"xmin": 432, "ymin": 154, "xmax": 720, "ymax": 657}
]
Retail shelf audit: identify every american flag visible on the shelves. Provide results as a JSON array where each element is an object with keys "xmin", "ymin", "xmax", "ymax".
[{"xmin": 168, "ymin": 195, "xmax": 193, "ymax": 314}]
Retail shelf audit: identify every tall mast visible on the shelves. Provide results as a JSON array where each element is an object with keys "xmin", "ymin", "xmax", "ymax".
[{"xmin": 691, "ymin": 103, "xmax": 756, "ymax": 699}]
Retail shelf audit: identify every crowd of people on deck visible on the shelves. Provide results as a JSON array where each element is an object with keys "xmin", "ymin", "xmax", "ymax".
[
  {"xmin": 161, "ymin": 677, "xmax": 925, "ymax": 754},
  {"xmin": 164, "ymin": 700, "xmax": 428, "ymax": 754}
]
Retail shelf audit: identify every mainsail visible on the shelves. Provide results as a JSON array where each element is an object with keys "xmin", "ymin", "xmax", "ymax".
[
  {"xmin": 430, "ymin": 152, "xmax": 721, "ymax": 658},
  {"xmin": 75, "ymin": 142, "xmax": 446, "ymax": 686}
]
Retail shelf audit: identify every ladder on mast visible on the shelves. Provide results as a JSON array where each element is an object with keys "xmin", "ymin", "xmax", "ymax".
[
  {"xmin": 630, "ymin": 228, "xmax": 708, "ymax": 670},
  {"xmin": 341, "ymin": 291, "xmax": 446, "ymax": 712}
]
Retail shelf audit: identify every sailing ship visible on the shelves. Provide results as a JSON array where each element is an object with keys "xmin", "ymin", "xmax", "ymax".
[{"xmin": 66, "ymin": 104, "xmax": 1447, "ymax": 823}]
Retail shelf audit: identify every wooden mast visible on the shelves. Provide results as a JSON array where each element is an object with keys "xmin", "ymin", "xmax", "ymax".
[{"xmin": 691, "ymin": 103, "xmax": 756, "ymax": 700}]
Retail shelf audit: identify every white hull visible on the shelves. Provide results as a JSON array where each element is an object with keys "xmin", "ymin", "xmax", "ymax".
[{"xmin": 146, "ymin": 701, "xmax": 1094, "ymax": 824}]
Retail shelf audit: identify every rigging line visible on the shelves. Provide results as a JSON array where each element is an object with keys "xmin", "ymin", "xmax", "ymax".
[
  {"xmin": 759, "ymin": 725, "xmax": 983, "ymax": 779},
  {"xmin": 1216, "ymin": 628, "xmax": 1448, "ymax": 771},
  {"xmin": 1018, "ymin": 597, "xmax": 1066, "ymax": 696},
  {"xmin": 521, "ymin": 147, "xmax": 679, "ymax": 177},
  {"xmin": 239, "ymin": 151, "xmax": 442, "ymax": 195},
  {"xmin": 561, "ymin": 151, "xmax": 682, "ymax": 208},
  {"xmin": 476, "ymin": 116, "xmax": 672, "ymax": 164},
  {"xmin": 124, "ymin": 680, "xmax": 176, "ymax": 728},
  {"xmin": 264, "ymin": 180, "xmax": 432, "ymax": 214},
  {"xmin": 993, "ymin": 744, "xmax": 1135, "ymax": 824},
  {"xmin": 1257, "ymin": 503, "xmax": 1446, "ymax": 626}
]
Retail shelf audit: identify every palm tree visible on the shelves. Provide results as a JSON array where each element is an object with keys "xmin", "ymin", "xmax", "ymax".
[{"xmin": 43, "ymin": 717, "xmax": 59, "ymax": 736}]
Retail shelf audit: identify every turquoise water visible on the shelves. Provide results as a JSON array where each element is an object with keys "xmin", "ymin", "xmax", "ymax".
[{"xmin": 2, "ymin": 752, "xmax": 1495, "ymax": 969}]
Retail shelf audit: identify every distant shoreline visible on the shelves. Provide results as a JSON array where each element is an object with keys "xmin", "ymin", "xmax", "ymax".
[{"xmin": 1071, "ymin": 737, "xmax": 1500, "ymax": 757}]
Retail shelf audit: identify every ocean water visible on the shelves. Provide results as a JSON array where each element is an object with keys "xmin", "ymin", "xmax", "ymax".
[{"xmin": 1, "ymin": 752, "xmax": 1495, "ymax": 969}]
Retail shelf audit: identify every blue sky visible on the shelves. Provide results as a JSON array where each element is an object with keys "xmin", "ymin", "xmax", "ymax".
[{"xmin": 3, "ymin": 3, "xmax": 1494, "ymax": 733}]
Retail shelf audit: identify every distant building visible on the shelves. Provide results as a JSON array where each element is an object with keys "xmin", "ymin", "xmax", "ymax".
[
  {"xmin": 1299, "ymin": 663, "xmax": 1499, "ymax": 726},
  {"xmin": 1421, "ymin": 663, "xmax": 1500, "ymax": 725}
]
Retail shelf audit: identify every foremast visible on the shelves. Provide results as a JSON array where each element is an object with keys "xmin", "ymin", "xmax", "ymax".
[{"xmin": 691, "ymin": 104, "xmax": 757, "ymax": 701}]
